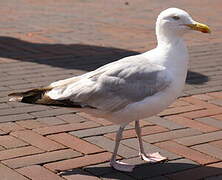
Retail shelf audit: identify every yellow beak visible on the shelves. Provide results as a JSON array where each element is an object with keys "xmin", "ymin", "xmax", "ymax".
[{"xmin": 186, "ymin": 22, "xmax": 211, "ymax": 33}]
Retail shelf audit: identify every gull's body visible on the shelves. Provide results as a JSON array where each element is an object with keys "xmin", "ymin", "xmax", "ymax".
[{"xmin": 9, "ymin": 8, "xmax": 210, "ymax": 172}]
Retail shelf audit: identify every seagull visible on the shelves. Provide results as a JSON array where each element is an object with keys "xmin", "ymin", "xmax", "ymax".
[{"xmin": 9, "ymin": 8, "xmax": 210, "ymax": 172}]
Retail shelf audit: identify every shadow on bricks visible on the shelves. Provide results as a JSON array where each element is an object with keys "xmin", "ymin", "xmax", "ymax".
[
  {"xmin": 0, "ymin": 36, "xmax": 208, "ymax": 84},
  {"xmin": 59, "ymin": 162, "xmax": 222, "ymax": 179}
]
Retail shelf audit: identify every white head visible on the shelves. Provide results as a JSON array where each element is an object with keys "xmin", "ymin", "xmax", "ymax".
[{"xmin": 156, "ymin": 8, "xmax": 210, "ymax": 44}]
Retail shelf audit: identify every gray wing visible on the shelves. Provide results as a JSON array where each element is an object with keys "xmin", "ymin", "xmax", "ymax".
[{"xmin": 50, "ymin": 55, "xmax": 172, "ymax": 112}]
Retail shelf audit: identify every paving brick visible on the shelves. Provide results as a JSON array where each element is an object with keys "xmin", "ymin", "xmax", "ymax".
[
  {"xmin": 0, "ymin": 146, "xmax": 44, "ymax": 160},
  {"xmin": 0, "ymin": 113, "xmax": 34, "ymax": 123},
  {"xmin": 0, "ymin": 122, "xmax": 25, "ymax": 133},
  {"xmin": 78, "ymin": 112, "xmax": 113, "ymax": 126},
  {"xmin": 181, "ymin": 108, "xmax": 222, "ymax": 119},
  {"xmin": 30, "ymin": 108, "xmax": 78, "ymax": 118},
  {"xmin": 16, "ymin": 119, "xmax": 48, "ymax": 129},
  {"xmin": 0, "ymin": 135, "xmax": 28, "ymax": 149},
  {"xmin": 212, "ymin": 114, "xmax": 222, "ymax": 121},
  {"xmin": 105, "ymin": 125, "xmax": 168, "ymax": 140},
  {"xmin": 166, "ymin": 115, "xmax": 219, "ymax": 132},
  {"xmin": 17, "ymin": 165, "xmax": 64, "ymax": 180},
  {"xmin": 47, "ymin": 133, "xmax": 104, "ymax": 154},
  {"xmin": 61, "ymin": 168, "xmax": 101, "ymax": 180},
  {"xmin": 209, "ymin": 99, "xmax": 222, "ymax": 107},
  {"xmin": 155, "ymin": 141, "xmax": 219, "ymax": 165},
  {"xmin": 145, "ymin": 116, "xmax": 184, "ymax": 130},
  {"xmin": 196, "ymin": 117, "xmax": 222, "ymax": 128},
  {"xmin": 121, "ymin": 138, "xmax": 181, "ymax": 160},
  {"xmin": 192, "ymin": 144, "xmax": 222, "ymax": 160},
  {"xmin": 210, "ymin": 140, "xmax": 222, "ymax": 149},
  {"xmin": 208, "ymin": 92, "xmax": 222, "ymax": 99},
  {"xmin": 0, "ymin": 105, "xmax": 50, "ymax": 116},
  {"xmin": 175, "ymin": 130, "xmax": 222, "ymax": 146},
  {"xmin": 2, "ymin": 149, "xmax": 81, "ymax": 169},
  {"xmin": 0, "ymin": 163, "xmax": 29, "ymax": 180},
  {"xmin": 57, "ymin": 113, "xmax": 87, "ymax": 124},
  {"xmin": 142, "ymin": 128, "xmax": 201, "ymax": 143},
  {"xmin": 37, "ymin": 116, "xmax": 67, "ymax": 126},
  {"xmin": 70, "ymin": 124, "xmax": 132, "ymax": 138},
  {"xmin": 11, "ymin": 130, "xmax": 65, "ymax": 151},
  {"xmin": 180, "ymin": 96, "xmax": 219, "ymax": 108},
  {"xmin": 34, "ymin": 121, "xmax": 100, "ymax": 135},
  {"xmin": 168, "ymin": 100, "xmax": 191, "ymax": 108},
  {"xmin": 85, "ymin": 136, "xmax": 138, "ymax": 158},
  {"xmin": 192, "ymin": 94, "xmax": 215, "ymax": 101},
  {"xmin": 166, "ymin": 162, "xmax": 222, "ymax": 180},
  {"xmin": 44, "ymin": 152, "xmax": 112, "ymax": 172},
  {"xmin": 158, "ymin": 105, "xmax": 204, "ymax": 116}
]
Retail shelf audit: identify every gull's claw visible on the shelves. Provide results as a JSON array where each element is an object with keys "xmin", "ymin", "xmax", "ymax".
[
  {"xmin": 110, "ymin": 161, "xmax": 135, "ymax": 172},
  {"xmin": 140, "ymin": 152, "xmax": 167, "ymax": 163}
]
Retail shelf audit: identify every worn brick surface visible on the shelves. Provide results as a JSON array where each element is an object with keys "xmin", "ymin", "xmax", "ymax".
[
  {"xmin": 0, "ymin": 135, "xmax": 28, "ymax": 149},
  {"xmin": 44, "ymin": 152, "xmax": 112, "ymax": 172},
  {"xmin": 175, "ymin": 130, "xmax": 222, "ymax": 146},
  {"xmin": 155, "ymin": 141, "xmax": 219, "ymax": 165},
  {"xmin": 2, "ymin": 149, "xmax": 81, "ymax": 169},
  {"xmin": 47, "ymin": 133, "xmax": 104, "ymax": 154},
  {"xmin": 0, "ymin": 163, "xmax": 28, "ymax": 180},
  {"xmin": 17, "ymin": 165, "xmax": 64, "ymax": 180},
  {"xmin": 143, "ymin": 128, "xmax": 201, "ymax": 143},
  {"xmin": 11, "ymin": 130, "xmax": 65, "ymax": 151},
  {"xmin": 0, "ymin": 0, "xmax": 222, "ymax": 179}
]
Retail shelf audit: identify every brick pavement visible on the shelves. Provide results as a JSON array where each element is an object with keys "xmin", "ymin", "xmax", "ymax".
[{"xmin": 0, "ymin": 0, "xmax": 222, "ymax": 179}]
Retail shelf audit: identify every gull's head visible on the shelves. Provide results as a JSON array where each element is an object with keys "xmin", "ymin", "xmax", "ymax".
[{"xmin": 156, "ymin": 8, "xmax": 211, "ymax": 43}]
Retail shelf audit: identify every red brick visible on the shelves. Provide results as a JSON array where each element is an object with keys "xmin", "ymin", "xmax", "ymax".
[
  {"xmin": 105, "ymin": 125, "xmax": 168, "ymax": 140},
  {"xmin": 210, "ymin": 140, "xmax": 222, "ymax": 149},
  {"xmin": 44, "ymin": 152, "xmax": 112, "ymax": 172},
  {"xmin": 180, "ymin": 96, "xmax": 219, "ymax": 108},
  {"xmin": 2, "ymin": 149, "xmax": 81, "ymax": 169},
  {"xmin": 47, "ymin": 133, "xmax": 104, "ymax": 154},
  {"xmin": 63, "ymin": 173, "xmax": 101, "ymax": 180},
  {"xmin": 16, "ymin": 120, "xmax": 48, "ymax": 129},
  {"xmin": 181, "ymin": 108, "xmax": 222, "ymax": 119},
  {"xmin": 0, "ymin": 122, "xmax": 25, "ymax": 133},
  {"xmin": 155, "ymin": 141, "xmax": 219, "ymax": 164},
  {"xmin": 212, "ymin": 114, "xmax": 222, "ymax": 121},
  {"xmin": 166, "ymin": 162, "xmax": 222, "ymax": 180},
  {"xmin": 158, "ymin": 105, "xmax": 204, "ymax": 116},
  {"xmin": 208, "ymin": 92, "xmax": 222, "ymax": 99},
  {"xmin": 78, "ymin": 112, "xmax": 113, "ymax": 126},
  {"xmin": 33, "ymin": 121, "xmax": 100, "ymax": 135},
  {"xmin": 0, "ymin": 146, "xmax": 44, "ymax": 160},
  {"xmin": 0, "ymin": 163, "xmax": 28, "ymax": 180},
  {"xmin": 165, "ymin": 115, "xmax": 219, "ymax": 132},
  {"xmin": 17, "ymin": 165, "xmax": 64, "ymax": 180},
  {"xmin": 192, "ymin": 94, "xmax": 215, "ymax": 101},
  {"xmin": 168, "ymin": 100, "xmax": 191, "ymax": 108},
  {"xmin": 0, "ymin": 135, "xmax": 28, "ymax": 149},
  {"xmin": 11, "ymin": 130, "xmax": 65, "ymax": 151}
]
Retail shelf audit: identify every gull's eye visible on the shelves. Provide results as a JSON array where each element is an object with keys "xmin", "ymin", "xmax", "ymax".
[{"xmin": 172, "ymin": 16, "xmax": 180, "ymax": 20}]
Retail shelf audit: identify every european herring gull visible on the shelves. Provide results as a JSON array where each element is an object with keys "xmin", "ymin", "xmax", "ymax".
[{"xmin": 9, "ymin": 8, "xmax": 210, "ymax": 172}]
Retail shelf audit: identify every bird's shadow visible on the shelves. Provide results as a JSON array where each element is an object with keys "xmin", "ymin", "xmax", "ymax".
[
  {"xmin": 58, "ymin": 162, "xmax": 222, "ymax": 179},
  {"xmin": 0, "ymin": 36, "xmax": 208, "ymax": 84}
]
